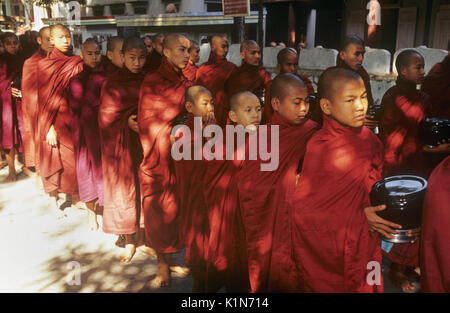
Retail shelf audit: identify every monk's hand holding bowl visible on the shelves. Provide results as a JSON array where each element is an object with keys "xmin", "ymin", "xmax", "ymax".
[
  {"xmin": 364, "ymin": 114, "xmax": 378, "ymax": 130},
  {"xmin": 11, "ymin": 87, "xmax": 21, "ymax": 98},
  {"xmin": 364, "ymin": 204, "xmax": 403, "ymax": 239},
  {"xmin": 423, "ymin": 139, "xmax": 450, "ymax": 154},
  {"xmin": 46, "ymin": 125, "xmax": 58, "ymax": 147},
  {"xmin": 128, "ymin": 114, "xmax": 139, "ymax": 133}
]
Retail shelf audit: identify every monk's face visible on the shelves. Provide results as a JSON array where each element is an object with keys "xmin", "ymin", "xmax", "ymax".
[
  {"xmin": 81, "ymin": 43, "xmax": 101, "ymax": 69},
  {"xmin": 4, "ymin": 36, "xmax": 20, "ymax": 55},
  {"xmin": 339, "ymin": 43, "xmax": 365, "ymax": 71},
  {"xmin": 278, "ymin": 52, "xmax": 299, "ymax": 74},
  {"xmin": 51, "ymin": 27, "xmax": 72, "ymax": 53},
  {"xmin": 37, "ymin": 29, "xmax": 53, "ymax": 53},
  {"xmin": 121, "ymin": 48, "xmax": 146, "ymax": 74},
  {"xmin": 400, "ymin": 54, "xmax": 425, "ymax": 84},
  {"xmin": 272, "ymin": 85, "xmax": 309, "ymax": 125},
  {"xmin": 321, "ymin": 78, "xmax": 368, "ymax": 128},
  {"xmin": 229, "ymin": 96, "xmax": 262, "ymax": 128},
  {"xmin": 152, "ymin": 36, "xmax": 164, "ymax": 55},
  {"xmin": 186, "ymin": 92, "xmax": 214, "ymax": 122},
  {"xmin": 241, "ymin": 43, "xmax": 261, "ymax": 66},
  {"xmin": 164, "ymin": 37, "xmax": 190, "ymax": 70},
  {"xmin": 107, "ymin": 41, "xmax": 124, "ymax": 68},
  {"xmin": 189, "ymin": 45, "xmax": 200, "ymax": 64},
  {"xmin": 144, "ymin": 37, "xmax": 152, "ymax": 54},
  {"xmin": 211, "ymin": 37, "xmax": 229, "ymax": 59}
]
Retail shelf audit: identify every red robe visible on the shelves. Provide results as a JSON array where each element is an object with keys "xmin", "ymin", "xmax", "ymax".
[
  {"xmin": 138, "ymin": 57, "xmax": 193, "ymax": 253},
  {"xmin": 37, "ymin": 48, "xmax": 83, "ymax": 194},
  {"xmin": 202, "ymin": 127, "xmax": 250, "ymax": 292},
  {"xmin": 421, "ymin": 55, "xmax": 450, "ymax": 119},
  {"xmin": 68, "ymin": 64, "xmax": 110, "ymax": 206},
  {"xmin": 182, "ymin": 61, "xmax": 198, "ymax": 81},
  {"xmin": 0, "ymin": 52, "xmax": 25, "ymax": 152},
  {"xmin": 291, "ymin": 115, "xmax": 384, "ymax": 293},
  {"xmin": 143, "ymin": 50, "xmax": 162, "ymax": 74},
  {"xmin": 21, "ymin": 48, "xmax": 46, "ymax": 168},
  {"xmin": 226, "ymin": 62, "xmax": 272, "ymax": 123},
  {"xmin": 421, "ymin": 156, "xmax": 450, "ymax": 293},
  {"xmin": 195, "ymin": 53, "xmax": 237, "ymax": 126},
  {"xmin": 237, "ymin": 113, "xmax": 318, "ymax": 292},
  {"xmin": 99, "ymin": 67, "xmax": 144, "ymax": 235}
]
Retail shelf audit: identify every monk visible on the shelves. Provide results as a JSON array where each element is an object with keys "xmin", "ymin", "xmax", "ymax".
[
  {"xmin": 138, "ymin": 34, "xmax": 192, "ymax": 287},
  {"xmin": 22, "ymin": 26, "xmax": 53, "ymax": 179},
  {"xmin": 68, "ymin": 38, "xmax": 107, "ymax": 230},
  {"xmin": 226, "ymin": 40, "xmax": 272, "ymax": 124},
  {"xmin": 143, "ymin": 33, "xmax": 164, "ymax": 73},
  {"xmin": 203, "ymin": 91, "xmax": 262, "ymax": 293},
  {"xmin": 103, "ymin": 36, "xmax": 124, "ymax": 72},
  {"xmin": 420, "ymin": 156, "xmax": 450, "ymax": 292},
  {"xmin": 99, "ymin": 37, "xmax": 147, "ymax": 262},
  {"xmin": 237, "ymin": 74, "xmax": 318, "ymax": 292},
  {"xmin": 36, "ymin": 24, "xmax": 83, "ymax": 217},
  {"xmin": 291, "ymin": 67, "xmax": 397, "ymax": 292},
  {"xmin": 336, "ymin": 35, "xmax": 377, "ymax": 131},
  {"xmin": 182, "ymin": 40, "xmax": 199, "ymax": 81},
  {"xmin": 143, "ymin": 35, "xmax": 153, "ymax": 55},
  {"xmin": 196, "ymin": 34, "xmax": 236, "ymax": 127},
  {"xmin": 172, "ymin": 86, "xmax": 215, "ymax": 292},
  {"xmin": 0, "ymin": 33, "xmax": 25, "ymax": 182}
]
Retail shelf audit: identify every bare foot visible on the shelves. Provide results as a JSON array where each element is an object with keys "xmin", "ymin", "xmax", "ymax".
[
  {"xmin": 87, "ymin": 211, "xmax": 98, "ymax": 231},
  {"xmin": 21, "ymin": 166, "xmax": 36, "ymax": 178},
  {"xmin": 118, "ymin": 243, "xmax": 136, "ymax": 263},
  {"xmin": 153, "ymin": 265, "xmax": 171, "ymax": 288},
  {"xmin": 169, "ymin": 265, "xmax": 190, "ymax": 277},
  {"xmin": 136, "ymin": 245, "xmax": 157, "ymax": 258},
  {"xmin": 6, "ymin": 172, "xmax": 17, "ymax": 182}
]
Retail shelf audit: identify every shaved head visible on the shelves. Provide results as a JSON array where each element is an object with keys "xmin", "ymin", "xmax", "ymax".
[
  {"xmin": 50, "ymin": 24, "xmax": 72, "ymax": 53},
  {"xmin": 210, "ymin": 34, "xmax": 227, "ymax": 46},
  {"xmin": 277, "ymin": 47, "xmax": 297, "ymax": 64},
  {"xmin": 163, "ymin": 34, "xmax": 189, "ymax": 50},
  {"xmin": 50, "ymin": 24, "xmax": 70, "ymax": 37},
  {"xmin": 229, "ymin": 91, "xmax": 259, "ymax": 111},
  {"xmin": 185, "ymin": 85, "xmax": 212, "ymax": 104},
  {"xmin": 39, "ymin": 26, "xmax": 50, "ymax": 38},
  {"xmin": 318, "ymin": 67, "xmax": 362, "ymax": 101},
  {"xmin": 240, "ymin": 40, "xmax": 258, "ymax": 53},
  {"xmin": 271, "ymin": 73, "xmax": 306, "ymax": 101},
  {"xmin": 82, "ymin": 38, "xmax": 98, "ymax": 51},
  {"xmin": 210, "ymin": 34, "xmax": 229, "ymax": 59},
  {"xmin": 395, "ymin": 49, "xmax": 423, "ymax": 73},
  {"xmin": 121, "ymin": 37, "xmax": 146, "ymax": 53},
  {"xmin": 163, "ymin": 34, "xmax": 190, "ymax": 70},
  {"xmin": 340, "ymin": 34, "xmax": 364, "ymax": 52},
  {"xmin": 107, "ymin": 36, "xmax": 123, "ymax": 52}
]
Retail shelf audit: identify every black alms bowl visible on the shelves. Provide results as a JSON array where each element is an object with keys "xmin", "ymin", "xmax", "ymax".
[{"xmin": 418, "ymin": 117, "xmax": 450, "ymax": 148}]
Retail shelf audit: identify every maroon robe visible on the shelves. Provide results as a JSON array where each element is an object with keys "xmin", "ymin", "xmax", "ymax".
[
  {"xmin": 21, "ymin": 48, "xmax": 46, "ymax": 168},
  {"xmin": 143, "ymin": 50, "xmax": 162, "ymax": 74},
  {"xmin": 99, "ymin": 67, "xmax": 144, "ymax": 235},
  {"xmin": 37, "ymin": 48, "xmax": 83, "ymax": 194},
  {"xmin": 195, "ymin": 53, "xmax": 237, "ymax": 127},
  {"xmin": 138, "ymin": 57, "xmax": 193, "ymax": 253},
  {"xmin": 420, "ymin": 156, "xmax": 450, "ymax": 292},
  {"xmin": 182, "ymin": 61, "xmax": 198, "ymax": 81},
  {"xmin": 68, "ymin": 64, "xmax": 109, "ymax": 206},
  {"xmin": 0, "ymin": 51, "xmax": 25, "ymax": 152},
  {"xmin": 421, "ymin": 55, "xmax": 450, "ymax": 119},
  {"xmin": 226, "ymin": 62, "xmax": 272, "ymax": 124},
  {"xmin": 291, "ymin": 114, "xmax": 384, "ymax": 292},
  {"xmin": 237, "ymin": 113, "xmax": 318, "ymax": 292}
]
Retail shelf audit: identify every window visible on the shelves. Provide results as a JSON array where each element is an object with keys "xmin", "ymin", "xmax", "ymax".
[
  {"xmin": 205, "ymin": 0, "xmax": 222, "ymax": 12},
  {"xmin": 111, "ymin": 4, "xmax": 125, "ymax": 15},
  {"xmin": 133, "ymin": 1, "xmax": 148, "ymax": 15},
  {"xmin": 92, "ymin": 5, "xmax": 103, "ymax": 17}
]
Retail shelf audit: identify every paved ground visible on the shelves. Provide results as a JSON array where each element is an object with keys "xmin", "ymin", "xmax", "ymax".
[{"xmin": 0, "ymin": 159, "xmax": 409, "ymax": 293}]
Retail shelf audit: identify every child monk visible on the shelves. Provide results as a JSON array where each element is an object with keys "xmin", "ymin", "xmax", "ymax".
[
  {"xmin": 291, "ymin": 67, "xmax": 398, "ymax": 292},
  {"xmin": 172, "ymin": 85, "xmax": 215, "ymax": 292},
  {"xmin": 226, "ymin": 40, "xmax": 272, "ymax": 123},
  {"xmin": 103, "ymin": 36, "xmax": 124, "ymax": 72},
  {"xmin": 237, "ymin": 74, "xmax": 318, "ymax": 292},
  {"xmin": 22, "ymin": 26, "xmax": 53, "ymax": 178},
  {"xmin": 36, "ymin": 24, "xmax": 83, "ymax": 217},
  {"xmin": 143, "ymin": 33, "xmax": 164, "ymax": 73},
  {"xmin": 99, "ymin": 37, "xmax": 147, "ymax": 262},
  {"xmin": 182, "ymin": 40, "xmax": 199, "ymax": 81},
  {"xmin": 138, "ymin": 34, "xmax": 192, "ymax": 287},
  {"xmin": 203, "ymin": 91, "xmax": 262, "ymax": 293},
  {"xmin": 68, "ymin": 38, "xmax": 108, "ymax": 230},
  {"xmin": 143, "ymin": 35, "xmax": 153, "ymax": 55},
  {"xmin": 0, "ymin": 32, "xmax": 25, "ymax": 182},
  {"xmin": 196, "ymin": 34, "xmax": 236, "ymax": 127}
]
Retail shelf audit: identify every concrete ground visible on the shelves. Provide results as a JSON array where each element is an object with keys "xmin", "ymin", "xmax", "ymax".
[{"xmin": 0, "ymin": 158, "xmax": 412, "ymax": 293}]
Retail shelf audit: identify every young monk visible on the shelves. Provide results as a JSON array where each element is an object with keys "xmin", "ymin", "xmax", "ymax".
[
  {"xmin": 291, "ymin": 67, "xmax": 398, "ymax": 292},
  {"xmin": 0, "ymin": 33, "xmax": 26, "ymax": 182},
  {"xmin": 237, "ymin": 74, "xmax": 318, "ymax": 292},
  {"xmin": 138, "ymin": 33, "xmax": 192, "ymax": 287},
  {"xmin": 103, "ymin": 36, "xmax": 124, "ymax": 72},
  {"xmin": 36, "ymin": 24, "xmax": 83, "ymax": 217},
  {"xmin": 226, "ymin": 40, "xmax": 272, "ymax": 123},
  {"xmin": 22, "ymin": 26, "xmax": 53, "ymax": 179},
  {"xmin": 143, "ymin": 33, "xmax": 164, "ymax": 73},
  {"xmin": 336, "ymin": 35, "xmax": 377, "ymax": 130},
  {"xmin": 143, "ymin": 35, "xmax": 153, "ymax": 55},
  {"xmin": 420, "ymin": 156, "xmax": 450, "ymax": 293},
  {"xmin": 196, "ymin": 34, "xmax": 237, "ymax": 127},
  {"xmin": 172, "ymin": 86, "xmax": 215, "ymax": 292},
  {"xmin": 182, "ymin": 40, "xmax": 199, "ymax": 81},
  {"xmin": 203, "ymin": 91, "xmax": 262, "ymax": 293},
  {"xmin": 379, "ymin": 49, "xmax": 433, "ymax": 293},
  {"xmin": 99, "ymin": 37, "xmax": 147, "ymax": 262},
  {"xmin": 68, "ymin": 38, "xmax": 107, "ymax": 230}
]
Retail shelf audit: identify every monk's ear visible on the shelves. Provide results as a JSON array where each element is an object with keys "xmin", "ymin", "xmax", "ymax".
[
  {"xmin": 320, "ymin": 98, "xmax": 332, "ymax": 115},
  {"xmin": 37, "ymin": 37, "xmax": 42, "ymax": 46},
  {"xmin": 240, "ymin": 50, "xmax": 245, "ymax": 60},
  {"xmin": 120, "ymin": 51, "xmax": 125, "ymax": 63},
  {"xmin": 163, "ymin": 47, "xmax": 171, "ymax": 59},
  {"xmin": 271, "ymin": 97, "xmax": 280, "ymax": 112},
  {"xmin": 185, "ymin": 101, "xmax": 194, "ymax": 113},
  {"xmin": 106, "ymin": 50, "xmax": 113, "ymax": 61},
  {"xmin": 399, "ymin": 65, "xmax": 407, "ymax": 77},
  {"xmin": 338, "ymin": 50, "xmax": 345, "ymax": 62},
  {"xmin": 229, "ymin": 110, "xmax": 237, "ymax": 123},
  {"xmin": 277, "ymin": 63, "xmax": 281, "ymax": 73}
]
